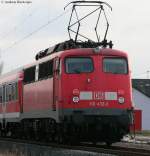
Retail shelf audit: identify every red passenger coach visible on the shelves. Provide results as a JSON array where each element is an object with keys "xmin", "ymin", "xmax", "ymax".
[{"xmin": 0, "ymin": 70, "xmax": 23, "ymax": 123}]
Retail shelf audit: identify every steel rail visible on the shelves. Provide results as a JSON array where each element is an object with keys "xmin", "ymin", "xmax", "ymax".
[{"xmin": 0, "ymin": 138, "xmax": 150, "ymax": 156}]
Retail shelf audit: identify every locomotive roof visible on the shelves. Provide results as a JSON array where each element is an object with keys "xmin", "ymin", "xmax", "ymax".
[
  {"xmin": 24, "ymin": 48, "xmax": 128, "ymax": 69},
  {"xmin": 0, "ymin": 47, "xmax": 128, "ymax": 83},
  {"xmin": 61, "ymin": 48, "xmax": 128, "ymax": 57}
]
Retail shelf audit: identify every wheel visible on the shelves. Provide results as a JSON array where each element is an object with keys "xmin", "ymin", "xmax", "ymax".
[
  {"xmin": 106, "ymin": 141, "xmax": 112, "ymax": 147},
  {"xmin": 92, "ymin": 140, "xmax": 97, "ymax": 145},
  {"xmin": 55, "ymin": 133, "xmax": 64, "ymax": 144}
]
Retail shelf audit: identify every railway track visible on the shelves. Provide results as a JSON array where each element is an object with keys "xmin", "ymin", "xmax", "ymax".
[
  {"xmin": 84, "ymin": 144, "xmax": 150, "ymax": 156},
  {"xmin": 0, "ymin": 138, "xmax": 150, "ymax": 156}
]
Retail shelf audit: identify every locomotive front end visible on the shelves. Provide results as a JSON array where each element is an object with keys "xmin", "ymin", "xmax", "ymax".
[{"xmin": 60, "ymin": 48, "xmax": 133, "ymax": 144}]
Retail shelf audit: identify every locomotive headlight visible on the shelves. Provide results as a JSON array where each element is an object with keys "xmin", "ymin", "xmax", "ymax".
[
  {"xmin": 118, "ymin": 97, "xmax": 125, "ymax": 104},
  {"xmin": 73, "ymin": 96, "xmax": 79, "ymax": 103}
]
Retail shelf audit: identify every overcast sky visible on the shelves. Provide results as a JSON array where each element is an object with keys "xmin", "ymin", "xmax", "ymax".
[{"xmin": 0, "ymin": 0, "xmax": 150, "ymax": 78}]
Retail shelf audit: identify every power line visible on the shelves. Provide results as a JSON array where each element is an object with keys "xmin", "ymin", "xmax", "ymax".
[
  {"xmin": 0, "ymin": 0, "xmax": 40, "ymax": 40},
  {"xmin": 2, "ymin": 9, "xmax": 70, "ymax": 53}
]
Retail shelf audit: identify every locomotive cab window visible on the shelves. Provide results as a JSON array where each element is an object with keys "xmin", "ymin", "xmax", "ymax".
[
  {"xmin": 103, "ymin": 58, "xmax": 128, "ymax": 74},
  {"xmin": 24, "ymin": 66, "xmax": 36, "ymax": 84},
  {"xmin": 65, "ymin": 57, "xmax": 93, "ymax": 74},
  {"xmin": 38, "ymin": 60, "xmax": 53, "ymax": 80}
]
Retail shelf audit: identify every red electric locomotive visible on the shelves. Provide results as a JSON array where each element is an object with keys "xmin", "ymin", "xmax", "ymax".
[{"xmin": 0, "ymin": 1, "xmax": 134, "ymax": 145}]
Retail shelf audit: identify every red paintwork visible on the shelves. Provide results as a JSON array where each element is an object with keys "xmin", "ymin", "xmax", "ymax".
[
  {"xmin": 131, "ymin": 110, "xmax": 142, "ymax": 131},
  {"xmin": 23, "ymin": 78, "xmax": 54, "ymax": 112},
  {"xmin": 0, "ymin": 71, "xmax": 23, "ymax": 114},
  {"xmin": 0, "ymin": 47, "xmax": 133, "ymax": 119},
  {"xmin": 5, "ymin": 101, "xmax": 20, "ymax": 112},
  {"xmin": 59, "ymin": 48, "xmax": 132, "ymax": 110}
]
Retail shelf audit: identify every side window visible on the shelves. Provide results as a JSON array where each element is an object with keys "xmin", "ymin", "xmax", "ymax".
[
  {"xmin": 11, "ymin": 82, "xmax": 18, "ymax": 101},
  {"xmin": 6, "ymin": 84, "xmax": 12, "ymax": 102},
  {"xmin": 24, "ymin": 66, "xmax": 36, "ymax": 84},
  {"xmin": 11, "ymin": 83, "xmax": 15, "ymax": 100},
  {"xmin": 0, "ymin": 87, "xmax": 2, "ymax": 103},
  {"xmin": 2, "ymin": 82, "xmax": 18, "ymax": 102},
  {"xmin": 38, "ymin": 60, "xmax": 53, "ymax": 80},
  {"xmin": 2, "ymin": 86, "xmax": 5, "ymax": 103}
]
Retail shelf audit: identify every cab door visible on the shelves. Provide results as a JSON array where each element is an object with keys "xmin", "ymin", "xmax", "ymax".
[{"xmin": 53, "ymin": 57, "xmax": 61, "ymax": 112}]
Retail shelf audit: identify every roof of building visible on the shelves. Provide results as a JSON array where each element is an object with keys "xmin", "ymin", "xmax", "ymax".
[{"xmin": 132, "ymin": 79, "xmax": 150, "ymax": 98}]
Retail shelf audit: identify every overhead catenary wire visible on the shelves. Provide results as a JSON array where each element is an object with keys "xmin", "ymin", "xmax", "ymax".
[
  {"xmin": 2, "ymin": 9, "xmax": 70, "ymax": 53},
  {"xmin": 0, "ymin": 0, "xmax": 40, "ymax": 40}
]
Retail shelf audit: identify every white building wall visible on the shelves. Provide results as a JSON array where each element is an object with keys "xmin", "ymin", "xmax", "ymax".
[{"xmin": 132, "ymin": 88, "xmax": 150, "ymax": 130}]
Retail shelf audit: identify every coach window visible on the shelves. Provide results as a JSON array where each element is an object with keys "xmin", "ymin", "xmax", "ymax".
[
  {"xmin": 9, "ymin": 84, "xmax": 12, "ymax": 101},
  {"xmin": 38, "ymin": 60, "xmax": 53, "ymax": 80},
  {"xmin": 11, "ymin": 82, "xmax": 18, "ymax": 100},
  {"xmin": 0, "ymin": 87, "xmax": 2, "ymax": 103},
  {"xmin": 6, "ymin": 85, "xmax": 9, "ymax": 102},
  {"xmin": 24, "ymin": 66, "xmax": 36, "ymax": 84},
  {"xmin": 2, "ymin": 86, "xmax": 6, "ymax": 103},
  {"xmin": 6, "ymin": 84, "xmax": 12, "ymax": 102},
  {"xmin": 11, "ymin": 83, "xmax": 15, "ymax": 100}
]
